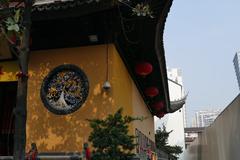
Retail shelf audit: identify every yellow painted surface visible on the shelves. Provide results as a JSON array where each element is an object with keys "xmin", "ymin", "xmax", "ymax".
[
  {"xmin": 0, "ymin": 61, "xmax": 18, "ymax": 82},
  {"xmin": 132, "ymin": 82, "xmax": 155, "ymax": 142},
  {"xmin": 26, "ymin": 44, "xmax": 153, "ymax": 152}
]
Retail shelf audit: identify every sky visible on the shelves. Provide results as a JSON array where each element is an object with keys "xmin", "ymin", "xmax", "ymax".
[{"xmin": 163, "ymin": 0, "xmax": 240, "ymax": 126}]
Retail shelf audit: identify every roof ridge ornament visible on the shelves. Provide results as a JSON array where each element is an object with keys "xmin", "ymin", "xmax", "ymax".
[{"xmin": 169, "ymin": 92, "xmax": 188, "ymax": 113}]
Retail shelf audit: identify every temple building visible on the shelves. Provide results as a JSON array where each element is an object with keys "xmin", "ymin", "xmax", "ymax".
[{"xmin": 0, "ymin": 0, "xmax": 185, "ymax": 159}]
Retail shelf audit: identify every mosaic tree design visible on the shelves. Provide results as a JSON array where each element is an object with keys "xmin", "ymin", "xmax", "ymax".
[{"xmin": 41, "ymin": 64, "xmax": 89, "ymax": 115}]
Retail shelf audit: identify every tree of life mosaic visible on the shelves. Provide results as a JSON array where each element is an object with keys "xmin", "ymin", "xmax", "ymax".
[{"xmin": 40, "ymin": 64, "xmax": 89, "ymax": 115}]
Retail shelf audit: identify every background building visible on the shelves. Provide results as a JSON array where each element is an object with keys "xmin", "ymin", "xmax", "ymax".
[
  {"xmin": 155, "ymin": 68, "xmax": 186, "ymax": 160},
  {"xmin": 233, "ymin": 51, "xmax": 240, "ymax": 90},
  {"xmin": 184, "ymin": 127, "xmax": 205, "ymax": 149},
  {"xmin": 195, "ymin": 109, "xmax": 222, "ymax": 127}
]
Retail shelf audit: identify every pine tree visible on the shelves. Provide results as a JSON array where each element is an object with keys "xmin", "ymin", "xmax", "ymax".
[
  {"xmin": 88, "ymin": 108, "xmax": 139, "ymax": 160},
  {"xmin": 155, "ymin": 125, "xmax": 183, "ymax": 160}
]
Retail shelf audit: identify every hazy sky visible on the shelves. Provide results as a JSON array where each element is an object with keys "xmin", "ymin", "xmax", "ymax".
[{"xmin": 164, "ymin": 0, "xmax": 239, "ymax": 126}]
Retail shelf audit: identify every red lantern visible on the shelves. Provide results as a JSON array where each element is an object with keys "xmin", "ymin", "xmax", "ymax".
[
  {"xmin": 151, "ymin": 101, "xmax": 164, "ymax": 111},
  {"xmin": 145, "ymin": 87, "xmax": 159, "ymax": 98},
  {"xmin": 135, "ymin": 62, "xmax": 153, "ymax": 76},
  {"xmin": 157, "ymin": 111, "xmax": 165, "ymax": 118}
]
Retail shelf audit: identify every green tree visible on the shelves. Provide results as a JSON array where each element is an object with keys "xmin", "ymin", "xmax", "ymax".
[
  {"xmin": 88, "ymin": 108, "xmax": 141, "ymax": 160},
  {"xmin": 155, "ymin": 125, "xmax": 183, "ymax": 160}
]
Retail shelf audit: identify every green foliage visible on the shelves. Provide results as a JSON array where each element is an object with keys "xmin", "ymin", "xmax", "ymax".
[
  {"xmin": 155, "ymin": 125, "xmax": 183, "ymax": 160},
  {"xmin": 164, "ymin": 145, "xmax": 183, "ymax": 158},
  {"xmin": 155, "ymin": 125, "xmax": 171, "ymax": 148},
  {"xmin": 88, "ymin": 108, "xmax": 141, "ymax": 160},
  {"xmin": 0, "ymin": 5, "xmax": 23, "ymax": 45},
  {"xmin": 4, "ymin": 9, "xmax": 21, "ymax": 32}
]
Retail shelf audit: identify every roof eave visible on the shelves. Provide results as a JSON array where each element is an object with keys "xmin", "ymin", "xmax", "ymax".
[{"xmin": 154, "ymin": 0, "xmax": 173, "ymax": 114}]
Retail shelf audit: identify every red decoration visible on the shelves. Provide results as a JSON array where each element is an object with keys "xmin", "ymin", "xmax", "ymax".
[
  {"xmin": 16, "ymin": 71, "xmax": 29, "ymax": 79},
  {"xmin": 31, "ymin": 151, "xmax": 37, "ymax": 160},
  {"xmin": 26, "ymin": 144, "xmax": 38, "ymax": 160},
  {"xmin": 0, "ymin": 66, "xmax": 3, "ymax": 75},
  {"xmin": 135, "ymin": 62, "xmax": 153, "ymax": 76},
  {"xmin": 151, "ymin": 101, "xmax": 164, "ymax": 111},
  {"xmin": 157, "ymin": 111, "xmax": 165, "ymax": 118},
  {"xmin": 145, "ymin": 87, "xmax": 159, "ymax": 98},
  {"xmin": 85, "ymin": 148, "xmax": 91, "ymax": 160}
]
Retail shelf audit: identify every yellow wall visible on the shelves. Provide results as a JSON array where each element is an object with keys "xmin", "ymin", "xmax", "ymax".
[
  {"xmin": 26, "ymin": 44, "xmax": 153, "ymax": 152},
  {"xmin": 132, "ymin": 82, "xmax": 155, "ymax": 142},
  {"xmin": 0, "ymin": 61, "xmax": 18, "ymax": 82}
]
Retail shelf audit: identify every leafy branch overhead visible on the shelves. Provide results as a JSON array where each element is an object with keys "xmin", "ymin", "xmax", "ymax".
[
  {"xmin": 5, "ymin": 9, "xmax": 21, "ymax": 32},
  {"xmin": 0, "ymin": 6, "xmax": 23, "ymax": 48}
]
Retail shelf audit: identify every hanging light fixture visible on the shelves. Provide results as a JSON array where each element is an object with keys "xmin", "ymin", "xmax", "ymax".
[
  {"xmin": 144, "ymin": 87, "xmax": 159, "ymax": 98},
  {"xmin": 135, "ymin": 62, "xmax": 153, "ymax": 76},
  {"xmin": 103, "ymin": 43, "xmax": 111, "ymax": 91}
]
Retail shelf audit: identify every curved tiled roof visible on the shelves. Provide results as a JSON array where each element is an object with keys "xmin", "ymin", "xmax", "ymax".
[
  {"xmin": 33, "ymin": 0, "xmax": 112, "ymax": 12},
  {"xmin": 33, "ymin": 0, "xmax": 86, "ymax": 11}
]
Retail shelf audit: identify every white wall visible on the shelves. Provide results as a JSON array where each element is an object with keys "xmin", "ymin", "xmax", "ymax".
[
  {"xmin": 167, "ymin": 80, "xmax": 185, "ymax": 149},
  {"xmin": 155, "ymin": 79, "xmax": 186, "ymax": 159},
  {"xmin": 184, "ymin": 94, "xmax": 240, "ymax": 160}
]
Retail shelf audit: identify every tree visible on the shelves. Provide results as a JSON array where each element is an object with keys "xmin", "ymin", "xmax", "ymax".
[
  {"xmin": 0, "ymin": 1, "xmax": 32, "ymax": 160},
  {"xmin": 155, "ymin": 125, "xmax": 183, "ymax": 160},
  {"xmin": 88, "ymin": 108, "xmax": 141, "ymax": 160}
]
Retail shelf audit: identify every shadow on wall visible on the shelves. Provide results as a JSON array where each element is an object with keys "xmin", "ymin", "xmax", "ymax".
[{"xmin": 27, "ymin": 62, "xmax": 116, "ymax": 152}]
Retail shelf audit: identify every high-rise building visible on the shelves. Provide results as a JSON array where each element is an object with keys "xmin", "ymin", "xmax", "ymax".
[
  {"xmin": 233, "ymin": 52, "xmax": 240, "ymax": 90},
  {"xmin": 195, "ymin": 109, "xmax": 222, "ymax": 127}
]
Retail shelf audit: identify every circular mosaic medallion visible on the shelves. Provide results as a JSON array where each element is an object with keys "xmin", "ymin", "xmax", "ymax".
[{"xmin": 40, "ymin": 64, "xmax": 89, "ymax": 115}]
